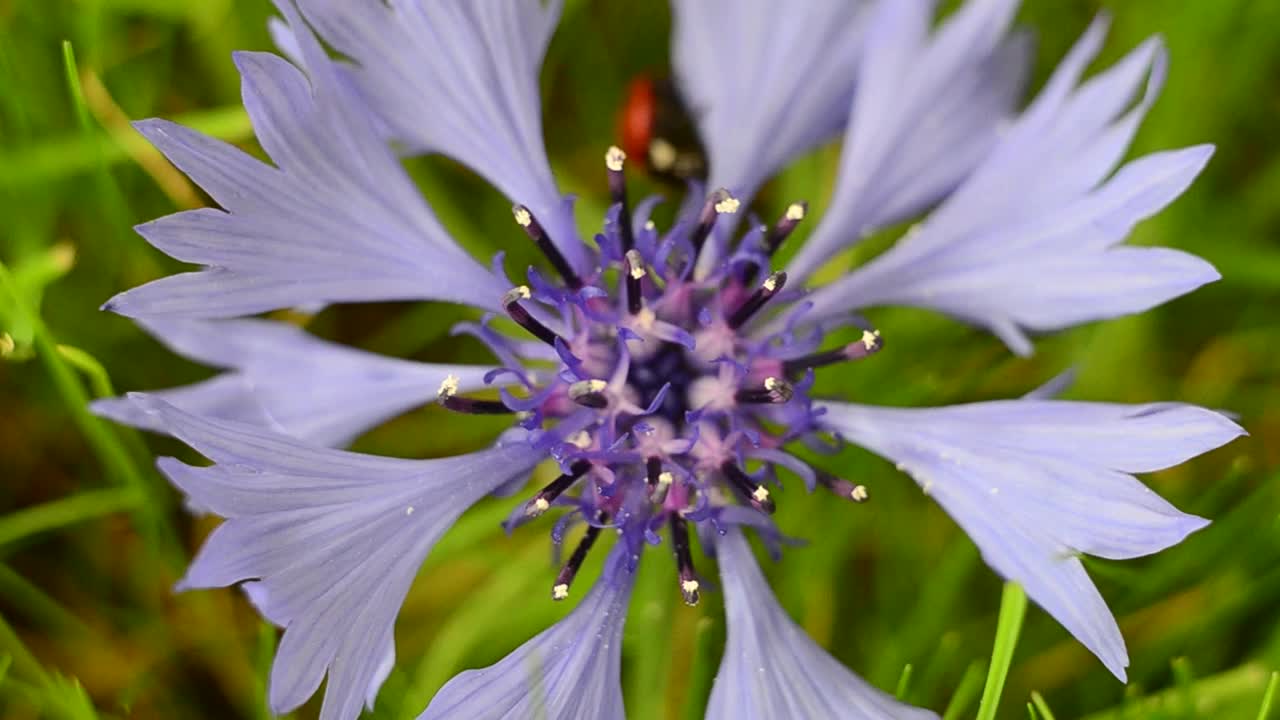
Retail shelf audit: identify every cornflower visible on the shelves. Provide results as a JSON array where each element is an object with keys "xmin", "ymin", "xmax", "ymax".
[{"xmin": 96, "ymin": 1, "xmax": 1243, "ymax": 718}]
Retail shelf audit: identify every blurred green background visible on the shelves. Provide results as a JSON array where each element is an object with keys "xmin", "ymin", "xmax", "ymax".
[{"xmin": 1, "ymin": 0, "xmax": 1278, "ymax": 718}]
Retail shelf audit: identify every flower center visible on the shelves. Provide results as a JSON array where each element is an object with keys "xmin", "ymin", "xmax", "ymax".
[{"xmin": 437, "ymin": 147, "xmax": 880, "ymax": 604}]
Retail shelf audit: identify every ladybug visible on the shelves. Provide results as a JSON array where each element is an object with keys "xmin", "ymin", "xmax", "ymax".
[{"xmin": 618, "ymin": 74, "xmax": 707, "ymax": 185}]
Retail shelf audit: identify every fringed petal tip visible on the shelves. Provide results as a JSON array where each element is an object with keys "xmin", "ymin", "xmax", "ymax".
[
  {"xmin": 816, "ymin": 398, "xmax": 1243, "ymax": 680},
  {"xmin": 291, "ymin": 0, "xmax": 586, "ymax": 273},
  {"xmin": 791, "ymin": 17, "xmax": 1216, "ymax": 355},
  {"xmin": 114, "ymin": 18, "xmax": 506, "ymax": 321},
  {"xmin": 671, "ymin": 0, "xmax": 868, "ymax": 209},
  {"xmin": 98, "ymin": 318, "xmax": 497, "ymax": 447},
  {"xmin": 145, "ymin": 402, "xmax": 542, "ymax": 719},
  {"xmin": 789, "ymin": 0, "xmax": 1027, "ymax": 283}
]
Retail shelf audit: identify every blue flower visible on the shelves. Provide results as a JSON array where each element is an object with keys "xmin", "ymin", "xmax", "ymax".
[{"xmin": 97, "ymin": 0, "xmax": 1242, "ymax": 717}]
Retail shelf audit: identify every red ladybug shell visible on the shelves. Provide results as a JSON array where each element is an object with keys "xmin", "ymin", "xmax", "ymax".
[{"xmin": 619, "ymin": 75, "xmax": 656, "ymax": 164}]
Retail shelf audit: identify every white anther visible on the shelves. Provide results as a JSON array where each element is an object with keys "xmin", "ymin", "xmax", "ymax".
[
  {"xmin": 751, "ymin": 486, "xmax": 770, "ymax": 503},
  {"xmin": 644, "ymin": 220, "xmax": 656, "ymax": 231},
  {"xmin": 552, "ymin": 583, "xmax": 569, "ymax": 600},
  {"xmin": 714, "ymin": 195, "xmax": 740, "ymax": 214},
  {"xmin": 763, "ymin": 275, "xmax": 779, "ymax": 292},
  {"xmin": 571, "ymin": 379, "xmax": 608, "ymax": 396},
  {"xmin": 405, "ymin": 505, "xmax": 416, "ymax": 516},
  {"xmin": 625, "ymin": 249, "xmax": 646, "ymax": 279},
  {"xmin": 534, "ymin": 497, "xmax": 551, "ymax": 512},
  {"xmin": 850, "ymin": 485, "xmax": 869, "ymax": 503},
  {"xmin": 437, "ymin": 374, "xmax": 460, "ymax": 399},
  {"xmin": 682, "ymin": 579, "xmax": 700, "ymax": 595},
  {"xmin": 658, "ymin": 471, "xmax": 674, "ymax": 487},
  {"xmin": 785, "ymin": 203, "xmax": 806, "ymax": 221},
  {"xmin": 861, "ymin": 329, "xmax": 881, "ymax": 351},
  {"xmin": 605, "ymin": 146, "xmax": 627, "ymax": 172},
  {"xmin": 512, "ymin": 205, "xmax": 533, "ymax": 227},
  {"xmin": 568, "ymin": 430, "xmax": 593, "ymax": 449},
  {"xmin": 504, "ymin": 285, "xmax": 532, "ymax": 305}
]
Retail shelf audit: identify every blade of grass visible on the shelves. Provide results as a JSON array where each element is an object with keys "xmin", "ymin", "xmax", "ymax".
[
  {"xmin": 0, "ymin": 105, "xmax": 251, "ymax": 186},
  {"xmin": 1259, "ymin": 671, "xmax": 1279, "ymax": 720},
  {"xmin": 1031, "ymin": 690, "xmax": 1058, "ymax": 720},
  {"xmin": 0, "ymin": 487, "xmax": 141, "ymax": 549},
  {"xmin": 977, "ymin": 582, "xmax": 1028, "ymax": 720},
  {"xmin": 896, "ymin": 663, "xmax": 914, "ymax": 701},
  {"xmin": 0, "ymin": 564, "xmax": 93, "ymax": 637},
  {"xmin": 60, "ymin": 40, "xmax": 130, "ymax": 247},
  {"xmin": 56, "ymin": 344, "xmax": 116, "ymax": 398},
  {"xmin": 0, "ymin": 612, "xmax": 51, "ymax": 689},
  {"xmin": 1082, "ymin": 664, "xmax": 1272, "ymax": 720},
  {"xmin": 0, "ymin": 260, "xmax": 179, "ymax": 563},
  {"xmin": 943, "ymin": 660, "xmax": 987, "ymax": 720},
  {"xmin": 60, "ymin": 42, "xmax": 92, "ymax": 130}
]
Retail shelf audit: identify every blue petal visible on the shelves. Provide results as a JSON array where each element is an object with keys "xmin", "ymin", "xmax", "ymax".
[
  {"xmin": 291, "ymin": 0, "xmax": 587, "ymax": 274},
  {"xmin": 670, "ymin": 0, "xmax": 867, "ymax": 204},
  {"xmin": 708, "ymin": 529, "xmax": 938, "ymax": 719},
  {"xmin": 787, "ymin": 0, "xmax": 1029, "ymax": 282},
  {"xmin": 816, "ymin": 398, "xmax": 1244, "ymax": 680},
  {"xmin": 417, "ymin": 545, "xmax": 635, "ymax": 720},
  {"xmin": 134, "ymin": 396, "xmax": 543, "ymax": 720},
  {"xmin": 104, "ymin": 5, "xmax": 506, "ymax": 319},
  {"xmin": 792, "ymin": 18, "xmax": 1218, "ymax": 355},
  {"xmin": 91, "ymin": 318, "xmax": 494, "ymax": 446}
]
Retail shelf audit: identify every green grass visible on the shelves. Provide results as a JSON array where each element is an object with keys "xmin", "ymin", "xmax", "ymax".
[
  {"xmin": 2, "ymin": 0, "xmax": 1279, "ymax": 718},
  {"xmin": 978, "ymin": 584, "xmax": 1029, "ymax": 720}
]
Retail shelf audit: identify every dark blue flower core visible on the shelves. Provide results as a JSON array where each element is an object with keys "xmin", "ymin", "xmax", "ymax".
[{"xmin": 440, "ymin": 147, "xmax": 882, "ymax": 604}]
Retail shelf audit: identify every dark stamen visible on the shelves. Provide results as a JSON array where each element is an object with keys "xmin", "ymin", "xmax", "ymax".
[
  {"xmin": 553, "ymin": 511, "xmax": 608, "ymax": 600},
  {"xmin": 781, "ymin": 330, "xmax": 883, "ymax": 376},
  {"xmin": 816, "ymin": 471, "xmax": 869, "ymax": 504},
  {"xmin": 764, "ymin": 202, "xmax": 807, "ymax": 257},
  {"xmin": 646, "ymin": 457, "xmax": 663, "ymax": 488},
  {"xmin": 624, "ymin": 249, "xmax": 646, "ymax": 315},
  {"xmin": 525, "ymin": 460, "xmax": 592, "ymax": 518},
  {"xmin": 436, "ymin": 375, "xmax": 513, "ymax": 414},
  {"xmin": 606, "ymin": 147, "xmax": 635, "ymax": 253},
  {"xmin": 440, "ymin": 396, "xmax": 512, "ymax": 415},
  {"xmin": 669, "ymin": 514, "xmax": 700, "ymax": 605},
  {"xmin": 568, "ymin": 379, "xmax": 609, "ymax": 409},
  {"xmin": 648, "ymin": 458, "xmax": 673, "ymax": 504},
  {"xmin": 513, "ymin": 204, "xmax": 583, "ymax": 290},
  {"xmin": 721, "ymin": 462, "xmax": 776, "ymax": 514},
  {"xmin": 738, "ymin": 202, "xmax": 807, "ymax": 282},
  {"xmin": 735, "ymin": 376, "xmax": 793, "ymax": 405},
  {"xmin": 689, "ymin": 188, "xmax": 738, "ymax": 261},
  {"xmin": 503, "ymin": 285, "xmax": 564, "ymax": 347},
  {"xmin": 726, "ymin": 271, "xmax": 786, "ymax": 330}
]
